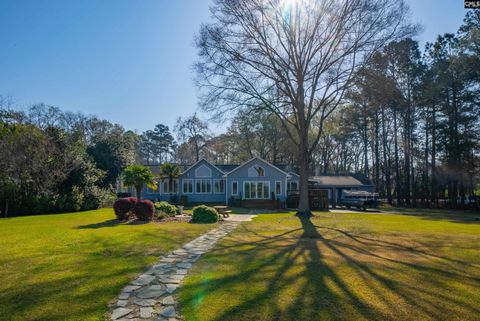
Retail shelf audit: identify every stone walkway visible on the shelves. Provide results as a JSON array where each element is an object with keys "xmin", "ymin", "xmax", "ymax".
[{"xmin": 109, "ymin": 217, "xmax": 253, "ymax": 321}]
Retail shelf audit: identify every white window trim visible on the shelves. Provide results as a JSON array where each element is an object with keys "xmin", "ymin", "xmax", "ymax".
[
  {"xmin": 195, "ymin": 179, "xmax": 212, "ymax": 194},
  {"xmin": 243, "ymin": 181, "xmax": 270, "ymax": 200},
  {"xmin": 288, "ymin": 180, "xmax": 299, "ymax": 192},
  {"xmin": 231, "ymin": 181, "xmax": 238, "ymax": 196},
  {"xmin": 161, "ymin": 179, "xmax": 179, "ymax": 194},
  {"xmin": 213, "ymin": 179, "xmax": 225, "ymax": 194},
  {"xmin": 275, "ymin": 181, "xmax": 282, "ymax": 196},
  {"xmin": 182, "ymin": 179, "xmax": 194, "ymax": 194}
]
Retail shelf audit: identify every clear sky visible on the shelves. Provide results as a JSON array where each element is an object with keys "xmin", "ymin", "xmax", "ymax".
[{"xmin": 0, "ymin": 0, "xmax": 469, "ymax": 134}]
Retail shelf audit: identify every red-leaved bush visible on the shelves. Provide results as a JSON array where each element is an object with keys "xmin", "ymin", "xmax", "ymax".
[
  {"xmin": 133, "ymin": 200, "xmax": 155, "ymax": 221},
  {"xmin": 113, "ymin": 197, "xmax": 137, "ymax": 220}
]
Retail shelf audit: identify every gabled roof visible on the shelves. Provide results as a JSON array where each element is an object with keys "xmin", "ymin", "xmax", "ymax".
[
  {"xmin": 181, "ymin": 158, "xmax": 225, "ymax": 176},
  {"xmin": 224, "ymin": 157, "xmax": 290, "ymax": 177}
]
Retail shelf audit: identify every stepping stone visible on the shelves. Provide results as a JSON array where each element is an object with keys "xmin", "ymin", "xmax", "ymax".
[
  {"xmin": 162, "ymin": 296, "xmax": 175, "ymax": 305},
  {"xmin": 176, "ymin": 263, "xmax": 192, "ymax": 269},
  {"xmin": 133, "ymin": 298, "xmax": 157, "ymax": 306},
  {"xmin": 176, "ymin": 269, "xmax": 188, "ymax": 275},
  {"xmin": 160, "ymin": 306, "xmax": 176, "ymax": 318},
  {"xmin": 111, "ymin": 307, "xmax": 132, "ymax": 320},
  {"xmin": 165, "ymin": 284, "xmax": 178, "ymax": 293},
  {"xmin": 117, "ymin": 300, "xmax": 128, "ymax": 307},
  {"xmin": 136, "ymin": 288, "xmax": 166, "ymax": 299},
  {"xmin": 118, "ymin": 292, "xmax": 130, "ymax": 300},
  {"xmin": 161, "ymin": 258, "xmax": 176, "ymax": 263},
  {"xmin": 123, "ymin": 285, "xmax": 141, "ymax": 293},
  {"xmin": 132, "ymin": 275, "xmax": 155, "ymax": 286},
  {"xmin": 140, "ymin": 307, "xmax": 154, "ymax": 318},
  {"xmin": 149, "ymin": 284, "xmax": 164, "ymax": 290}
]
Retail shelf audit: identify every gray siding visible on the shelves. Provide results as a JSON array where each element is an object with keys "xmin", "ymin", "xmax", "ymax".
[{"xmin": 226, "ymin": 158, "xmax": 288, "ymax": 202}]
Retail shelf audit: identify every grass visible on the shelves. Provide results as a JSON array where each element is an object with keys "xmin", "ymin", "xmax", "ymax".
[
  {"xmin": 0, "ymin": 208, "xmax": 216, "ymax": 321},
  {"xmin": 179, "ymin": 210, "xmax": 480, "ymax": 321}
]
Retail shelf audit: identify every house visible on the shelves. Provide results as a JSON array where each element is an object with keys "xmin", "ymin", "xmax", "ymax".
[
  {"xmin": 117, "ymin": 157, "xmax": 374, "ymax": 209},
  {"xmin": 116, "ymin": 157, "xmax": 298, "ymax": 208}
]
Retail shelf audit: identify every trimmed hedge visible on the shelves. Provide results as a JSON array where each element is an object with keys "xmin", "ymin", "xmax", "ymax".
[
  {"xmin": 191, "ymin": 205, "xmax": 218, "ymax": 223},
  {"xmin": 113, "ymin": 197, "xmax": 137, "ymax": 220},
  {"xmin": 154, "ymin": 201, "xmax": 177, "ymax": 219},
  {"xmin": 133, "ymin": 200, "xmax": 155, "ymax": 221}
]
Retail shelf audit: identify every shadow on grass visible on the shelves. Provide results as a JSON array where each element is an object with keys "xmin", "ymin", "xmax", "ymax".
[
  {"xmin": 76, "ymin": 219, "xmax": 150, "ymax": 229},
  {"xmin": 179, "ymin": 214, "xmax": 480, "ymax": 321}
]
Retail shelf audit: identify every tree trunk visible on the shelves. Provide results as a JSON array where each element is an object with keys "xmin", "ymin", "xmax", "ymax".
[
  {"xmin": 431, "ymin": 103, "xmax": 436, "ymax": 203},
  {"xmin": 135, "ymin": 185, "xmax": 142, "ymax": 200},
  {"xmin": 298, "ymin": 144, "xmax": 310, "ymax": 214},
  {"xmin": 381, "ymin": 106, "xmax": 392, "ymax": 204},
  {"xmin": 393, "ymin": 106, "xmax": 401, "ymax": 205}
]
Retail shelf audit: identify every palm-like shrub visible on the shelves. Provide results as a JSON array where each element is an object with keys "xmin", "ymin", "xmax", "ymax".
[
  {"xmin": 192, "ymin": 205, "xmax": 218, "ymax": 223},
  {"xmin": 133, "ymin": 200, "xmax": 155, "ymax": 221},
  {"xmin": 122, "ymin": 165, "xmax": 157, "ymax": 200},
  {"xmin": 159, "ymin": 162, "xmax": 181, "ymax": 197}
]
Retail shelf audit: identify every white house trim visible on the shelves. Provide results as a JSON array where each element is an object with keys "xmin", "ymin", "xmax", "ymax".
[
  {"xmin": 243, "ymin": 181, "xmax": 270, "ymax": 199},
  {"xmin": 182, "ymin": 158, "xmax": 225, "ymax": 176}
]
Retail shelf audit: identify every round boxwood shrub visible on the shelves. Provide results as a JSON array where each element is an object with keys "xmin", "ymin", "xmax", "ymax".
[
  {"xmin": 154, "ymin": 201, "xmax": 177, "ymax": 219},
  {"xmin": 113, "ymin": 197, "xmax": 136, "ymax": 220},
  {"xmin": 133, "ymin": 200, "xmax": 155, "ymax": 221},
  {"xmin": 191, "ymin": 205, "xmax": 219, "ymax": 223}
]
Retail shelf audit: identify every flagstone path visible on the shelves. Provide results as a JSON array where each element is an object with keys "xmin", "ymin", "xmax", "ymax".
[{"xmin": 110, "ymin": 215, "xmax": 255, "ymax": 321}]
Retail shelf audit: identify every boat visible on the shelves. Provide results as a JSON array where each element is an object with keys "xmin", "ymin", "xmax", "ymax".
[{"xmin": 339, "ymin": 190, "xmax": 379, "ymax": 210}]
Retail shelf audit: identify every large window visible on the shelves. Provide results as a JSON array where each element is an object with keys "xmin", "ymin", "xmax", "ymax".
[
  {"xmin": 232, "ymin": 181, "xmax": 238, "ymax": 195},
  {"xmin": 214, "ymin": 179, "xmax": 225, "ymax": 193},
  {"xmin": 196, "ymin": 179, "xmax": 212, "ymax": 193},
  {"xmin": 244, "ymin": 181, "xmax": 270, "ymax": 199},
  {"xmin": 287, "ymin": 181, "xmax": 298, "ymax": 193},
  {"xmin": 183, "ymin": 179, "xmax": 193, "ymax": 194}
]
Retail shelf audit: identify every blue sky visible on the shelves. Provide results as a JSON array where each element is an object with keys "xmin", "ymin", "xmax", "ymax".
[{"xmin": 0, "ymin": 0, "xmax": 468, "ymax": 134}]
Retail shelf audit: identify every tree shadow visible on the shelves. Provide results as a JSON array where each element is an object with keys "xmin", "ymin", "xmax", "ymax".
[
  {"xmin": 179, "ymin": 214, "xmax": 480, "ymax": 321},
  {"xmin": 76, "ymin": 219, "xmax": 149, "ymax": 229}
]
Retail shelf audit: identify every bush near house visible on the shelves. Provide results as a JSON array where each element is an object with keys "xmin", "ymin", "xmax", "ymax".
[
  {"xmin": 133, "ymin": 200, "xmax": 155, "ymax": 221},
  {"xmin": 154, "ymin": 201, "xmax": 177, "ymax": 219},
  {"xmin": 191, "ymin": 205, "xmax": 218, "ymax": 223},
  {"xmin": 113, "ymin": 197, "xmax": 137, "ymax": 220}
]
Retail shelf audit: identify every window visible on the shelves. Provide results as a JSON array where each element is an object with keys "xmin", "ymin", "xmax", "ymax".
[
  {"xmin": 183, "ymin": 179, "xmax": 193, "ymax": 194},
  {"xmin": 196, "ymin": 179, "xmax": 212, "ymax": 193},
  {"xmin": 275, "ymin": 181, "xmax": 282, "ymax": 195},
  {"xmin": 214, "ymin": 179, "xmax": 225, "ymax": 193},
  {"xmin": 162, "ymin": 180, "xmax": 169, "ymax": 194},
  {"xmin": 162, "ymin": 179, "xmax": 178, "ymax": 194},
  {"xmin": 232, "ymin": 181, "xmax": 238, "ymax": 195},
  {"xmin": 244, "ymin": 181, "xmax": 270, "ymax": 199},
  {"xmin": 287, "ymin": 181, "xmax": 298, "ymax": 192},
  {"xmin": 248, "ymin": 165, "xmax": 265, "ymax": 177}
]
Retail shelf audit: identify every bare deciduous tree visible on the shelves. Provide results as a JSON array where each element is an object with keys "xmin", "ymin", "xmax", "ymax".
[{"xmin": 195, "ymin": 0, "xmax": 414, "ymax": 213}]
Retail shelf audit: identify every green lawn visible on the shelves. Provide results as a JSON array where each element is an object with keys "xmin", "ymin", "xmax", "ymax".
[
  {"xmin": 0, "ymin": 208, "xmax": 216, "ymax": 321},
  {"xmin": 179, "ymin": 211, "xmax": 480, "ymax": 321}
]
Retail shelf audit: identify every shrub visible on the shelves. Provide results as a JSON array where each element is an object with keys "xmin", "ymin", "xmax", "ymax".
[
  {"xmin": 154, "ymin": 201, "xmax": 177, "ymax": 219},
  {"xmin": 113, "ymin": 198, "xmax": 134, "ymax": 220},
  {"xmin": 191, "ymin": 205, "xmax": 218, "ymax": 223},
  {"xmin": 134, "ymin": 200, "xmax": 155, "ymax": 221}
]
